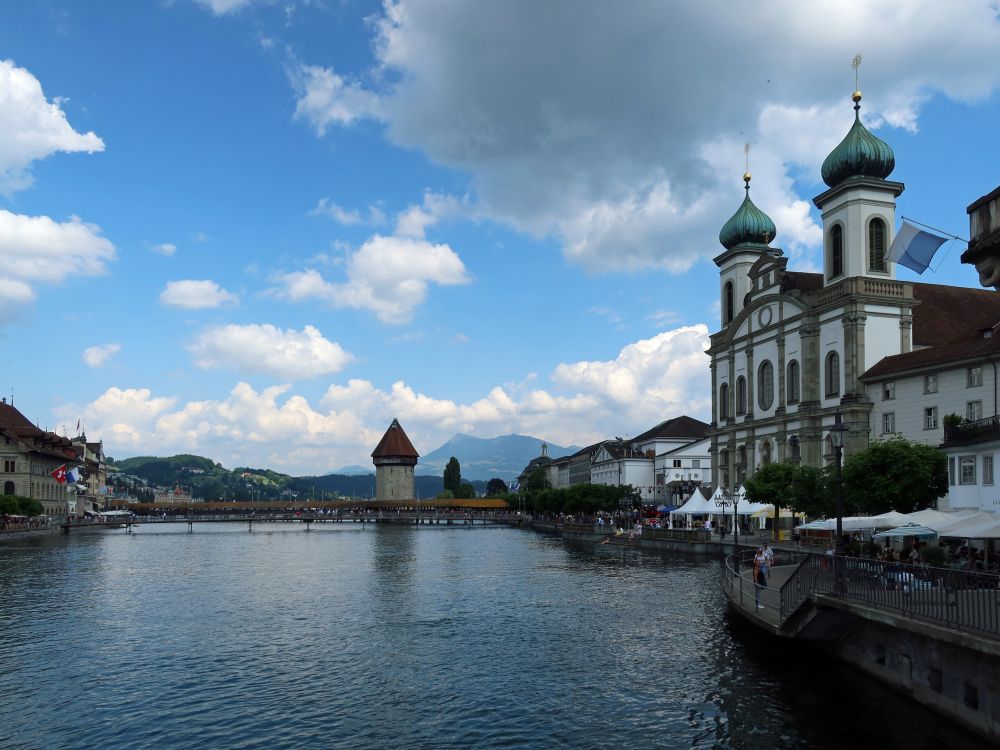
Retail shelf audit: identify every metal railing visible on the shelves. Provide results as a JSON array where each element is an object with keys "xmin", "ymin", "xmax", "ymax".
[
  {"xmin": 722, "ymin": 549, "xmax": 810, "ymax": 622},
  {"xmin": 723, "ymin": 550, "xmax": 1000, "ymax": 639},
  {"xmin": 814, "ymin": 555, "xmax": 1000, "ymax": 638},
  {"xmin": 942, "ymin": 414, "xmax": 1000, "ymax": 446}
]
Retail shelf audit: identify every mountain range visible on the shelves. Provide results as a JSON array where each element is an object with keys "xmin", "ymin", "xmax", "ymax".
[{"xmin": 329, "ymin": 433, "xmax": 581, "ymax": 482}]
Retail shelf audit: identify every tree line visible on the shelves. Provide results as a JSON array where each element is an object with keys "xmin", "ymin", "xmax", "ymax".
[{"xmin": 743, "ymin": 437, "xmax": 948, "ymax": 516}]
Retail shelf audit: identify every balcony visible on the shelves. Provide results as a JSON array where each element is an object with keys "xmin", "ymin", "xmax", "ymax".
[{"xmin": 942, "ymin": 415, "xmax": 1000, "ymax": 446}]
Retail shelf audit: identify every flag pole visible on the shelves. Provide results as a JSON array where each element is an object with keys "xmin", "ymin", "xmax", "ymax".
[{"xmin": 900, "ymin": 216, "xmax": 968, "ymax": 243}]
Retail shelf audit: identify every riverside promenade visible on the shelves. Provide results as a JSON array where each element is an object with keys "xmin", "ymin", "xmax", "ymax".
[{"xmin": 526, "ymin": 516, "xmax": 1000, "ymax": 742}]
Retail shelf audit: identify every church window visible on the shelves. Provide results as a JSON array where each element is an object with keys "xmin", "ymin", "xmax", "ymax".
[
  {"xmin": 830, "ymin": 225, "xmax": 844, "ymax": 278},
  {"xmin": 758, "ymin": 360, "xmax": 774, "ymax": 410},
  {"xmin": 825, "ymin": 352, "xmax": 840, "ymax": 397},
  {"xmin": 787, "ymin": 360, "xmax": 800, "ymax": 404},
  {"xmin": 719, "ymin": 383, "xmax": 729, "ymax": 420},
  {"xmin": 724, "ymin": 281, "xmax": 735, "ymax": 324},
  {"xmin": 869, "ymin": 218, "xmax": 887, "ymax": 271},
  {"xmin": 736, "ymin": 377, "xmax": 747, "ymax": 415}
]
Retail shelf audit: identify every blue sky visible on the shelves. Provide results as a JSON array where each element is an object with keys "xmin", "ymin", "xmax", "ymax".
[{"xmin": 2, "ymin": 0, "xmax": 1000, "ymax": 474}]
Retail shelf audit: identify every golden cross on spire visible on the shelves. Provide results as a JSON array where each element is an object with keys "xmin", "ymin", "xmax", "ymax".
[
  {"xmin": 851, "ymin": 53, "xmax": 863, "ymax": 104},
  {"xmin": 743, "ymin": 143, "xmax": 752, "ymax": 187}
]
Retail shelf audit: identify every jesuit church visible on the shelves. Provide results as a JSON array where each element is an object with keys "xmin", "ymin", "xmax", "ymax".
[{"xmin": 708, "ymin": 86, "xmax": 1000, "ymax": 492}]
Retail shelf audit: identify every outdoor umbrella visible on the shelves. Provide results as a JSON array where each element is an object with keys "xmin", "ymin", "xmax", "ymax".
[{"xmin": 873, "ymin": 523, "xmax": 939, "ymax": 541}]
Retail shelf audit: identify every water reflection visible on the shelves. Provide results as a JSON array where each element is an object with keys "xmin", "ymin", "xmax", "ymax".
[{"xmin": 0, "ymin": 526, "xmax": 992, "ymax": 750}]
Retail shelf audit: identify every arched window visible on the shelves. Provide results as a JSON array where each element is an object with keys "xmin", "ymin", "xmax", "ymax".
[
  {"xmin": 825, "ymin": 351, "xmax": 840, "ymax": 397},
  {"xmin": 724, "ymin": 281, "xmax": 735, "ymax": 324},
  {"xmin": 788, "ymin": 436, "xmax": 801, "ymax": 460},
  {"xmin": 830, "ymin": 224, "xmax": 844, "ymax": 278},
  {"xmin": 719, "ymin": 383, "xmax": 729, "ymax": 420},
  {"xmin": 787, "ymin": 360, "xmax": 800, "ymax": 404},
  {"xmin": 736, "ymin": 376, "xmax": 747, "ymax": 415},
  {"xmin": 869, "ymin": 218, "xmax": 886, "ymax": 272},
  {"xmin": 3, "ymin": 480, "xmax": 13, "ymax": 495},
  {"xmin": 758, "ymin": 360, "xmax": 774, "ymax": 410}
]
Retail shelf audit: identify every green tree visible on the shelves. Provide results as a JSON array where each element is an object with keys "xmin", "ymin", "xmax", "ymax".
[
  {"xmin": 485, "ymin": 478, "xmax": 508, "ymax": 496},
  {"xmin": 843, "ymin": 437, "xmax": 947, "ymax": 514},
  {"xmin": 443, "ymin": 457, "xmax": 462, "ymax": 495},
  {"xmin": 744, "ymin": 462, "xmax": 832, "ymax": 524},
  {"xmin": 523, "ymin": 466, "xmax": 549, "ymax": 495},
  {"xmin": 0, "ymin": 494, "xmax": 44, "ymax": 517},
  {"xmin": 456, "ymin": 481, "xmax": 476, "ymax": 499}
]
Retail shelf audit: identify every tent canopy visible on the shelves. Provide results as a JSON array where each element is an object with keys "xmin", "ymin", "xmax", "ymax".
[
  {"xmin": 873, "ymin": 523, "xmax": 939, "ymax": 540},
  {"xmin": 937, "ymin": 514, "xmax": 1000, "ymax": 540}
]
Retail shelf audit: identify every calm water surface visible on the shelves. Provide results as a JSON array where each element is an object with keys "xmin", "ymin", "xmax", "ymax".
[{"xmin": 0, "ymin": 524, "xmax": 989, "ymax": 749}]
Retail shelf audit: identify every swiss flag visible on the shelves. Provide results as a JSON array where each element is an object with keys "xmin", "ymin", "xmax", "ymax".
[{"xmin": 51, "ymin": 464, "xmax": 67, "ymax": 484}]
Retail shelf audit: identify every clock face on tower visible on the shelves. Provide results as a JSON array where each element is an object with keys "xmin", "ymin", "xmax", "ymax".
[{"xmin": 757, "ymin": 306, "xmax": 773, "ymax": 327}]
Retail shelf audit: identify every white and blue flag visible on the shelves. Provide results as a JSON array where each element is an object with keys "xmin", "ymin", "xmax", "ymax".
[{"xmin": 887, "ymin": 220, "xmax": 948, "ymax": 274}]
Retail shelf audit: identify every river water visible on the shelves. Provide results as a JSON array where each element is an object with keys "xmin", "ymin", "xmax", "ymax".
[{"xmin": 0, "ymin": 524, "xmax": 990, "ymax": 749}]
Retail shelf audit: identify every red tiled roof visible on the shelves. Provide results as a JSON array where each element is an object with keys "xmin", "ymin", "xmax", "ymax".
[
  {"xmin": 862, "ymin": 282, "xmax": 1000, "ymax": 378},
  {"xmin": 0, "ymin": 401, "xmax": 78, "ymax": 459},
  {"xmin": 910, "ymin": 282, "xmax": 1000, "ymax": 347},
  {"xmin": 863, "ymin": 326, "xmax": 1000, "ymax": 378},
  {"xmin": 781, "ymin": 271, "xmax": 824, "ymax": 293},
  {"xmin": 632, "ymin": 415, "xmax": 710, "ymax": 443},
  {"xmin": 371, "ymin": 418, "xmax": 419, "ymax": 458}
]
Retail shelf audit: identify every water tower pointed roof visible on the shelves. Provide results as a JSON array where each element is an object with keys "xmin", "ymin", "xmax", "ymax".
[{"xmin": 371, "ymin": 418, "xmax": 419, "ymax": 459}]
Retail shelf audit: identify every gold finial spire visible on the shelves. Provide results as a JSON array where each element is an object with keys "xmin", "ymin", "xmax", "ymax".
[
  {"xmin": 851, "ymin": 52, "xmax": 863, "ymax": 104},
  {"xmin": 743, "ymin": 142, "xmax": 752, "ymax": 189}
]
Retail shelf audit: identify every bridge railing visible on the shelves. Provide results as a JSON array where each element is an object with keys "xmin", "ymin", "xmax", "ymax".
[{"xmin": 722, "ymin": 549, "xmax": 812, "ymax": 622}]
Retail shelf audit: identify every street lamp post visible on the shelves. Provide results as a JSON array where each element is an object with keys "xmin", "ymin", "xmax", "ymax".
[
  {"xmin": 715, "ymin": 489, "xmax": 738, "ymax": 567},
  {"xmin": 830, "ymin": 412, "xmax": 847, "ymax": 555}
]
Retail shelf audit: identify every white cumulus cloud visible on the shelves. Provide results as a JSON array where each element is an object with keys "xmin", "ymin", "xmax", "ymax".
[
  {"xmin": 0, "ymin": 59, "xmax": 104, "ymax": 194},
  {"xmin": 160, "ymin": 279, "xmax": 239, "ymax": 309},
  {"xmin": 292, "ymin": 1, "xmax": 1000, "ymax": 274},
  {"xmin": 0, "ymin": 210, "xmax": 116, "ymax": 321},
  {"xmin": 82, "ymin": 343, "xmax": 121, "ymax": 368},
  {"xmin": 151, "ymin": 242, "xmax": 177, "ymax": 256},
  {"xmin": 66, "ymin": 323, "xmax": 713, "ymax": 474},
  {"xmin": 188, "ymin": 323, "xmax": 354, "ymax": 379},
  {"xmin": 272, "ymin": 233, "xmax": 469, "ymax": 324}
]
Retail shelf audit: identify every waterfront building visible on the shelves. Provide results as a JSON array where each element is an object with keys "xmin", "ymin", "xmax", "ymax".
[
  {"xmin": 153, "ymin": 486, "xmax": 195, "ymax": 504},
  {"xmin": 71, "ymin": 434, "xmax": 107, "ymax": 513},
  {"xmin": 707, "ymin": 86, "xmax": 1000, "ymax": 492},
  {"xmin": 590, "ymin": 416, "xmax": 709, "ymax": 503},
  {"xmin": 0, "ymin": 398, "xmax": 82, "ymax": 517},
  {"xmin": 371, "ymin": 418, "xmax": 418, "ymax": 501},
  {"xmin": 653, "ymin": 437, "xmax": 710, "ymax": 506}
]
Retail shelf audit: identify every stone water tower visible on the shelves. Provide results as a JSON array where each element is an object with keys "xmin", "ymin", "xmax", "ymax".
[{"xmin": 371, "ymin": 418, "xmax": 419, "ymax": 501}]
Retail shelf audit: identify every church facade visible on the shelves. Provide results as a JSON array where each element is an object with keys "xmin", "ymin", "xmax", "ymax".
[{"xmin": 708, "ymin": 87, "xmax": 960, "ymax": 489}]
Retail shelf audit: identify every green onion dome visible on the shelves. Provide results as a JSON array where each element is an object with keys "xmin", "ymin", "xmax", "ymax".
[
  {"xmin": 820, "ymin": 92, "xmax": 895, "ymax": 188},
  {"xmin": 718, "ymin": 173, "xmax": 777, "ymax": 250}
]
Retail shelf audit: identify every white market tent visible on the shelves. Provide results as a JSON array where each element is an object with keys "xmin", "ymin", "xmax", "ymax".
[
  {"xmin": 796, "ymin": 511, "xmax": 908, "ymax": 532},
  {"xmin": 902, "ymin": 508, "xmax": 978, "ymax": 529},
  {"xmin": 670, "ymin": 488, "xmax": 716, "ymax": 517},
  {"xmin": 937, "ymin": 513, "xmax": 1000, "ymax": 540}
]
